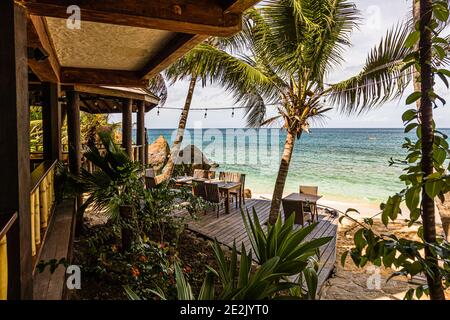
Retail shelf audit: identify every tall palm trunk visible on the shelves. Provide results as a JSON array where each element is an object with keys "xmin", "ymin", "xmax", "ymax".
[
  {"xmin": 413, "ymin": 0, "xmax": 421, "ymax": 110},
  {"xmin": 418, "ymin": 0, "xmax": 445, "ymax": 300},
  {"xmin": 160, "ymin": 74, "xmax": 197, "ymax": 180},
  {"xmin": 268, "ymin": 130, "xmax": 298, "ymax": 224}
]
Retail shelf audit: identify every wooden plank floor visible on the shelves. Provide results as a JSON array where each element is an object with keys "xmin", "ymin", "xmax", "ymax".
[{"xmin": 179, "ymin": 198, "xmax": 338, "ymax": 293}]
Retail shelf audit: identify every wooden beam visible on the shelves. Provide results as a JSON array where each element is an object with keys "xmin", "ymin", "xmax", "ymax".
[
  {"xmin": 66, "ymin": 91, "xmax": 81, "ymax": 175},
  {"xmin": 0, "ymin": 1, "xmax": 33, "ymax": 300},
  {"xmin": 27, "ymin": 15, "xmax": 60, "ymax": 83},
  {"xmin": 221, "ymin": 0, "xmax": 261, "ymax": 14},
  {"xmin": 19, "ymin": 0, "xmax": 243, "ymax": 37},
  {"xmin": 70, "ymin": 84, "xmax": 159, "ymax": 104},
  {"xmin": 139, "ymin": 33, "xmax": 206, "ymax": 79},
  {"xmin": 122, "ymin": 99, "xmax": 133, "ymax": 158},
  {"xmin": 136, "ymin": 101, "xmax": 146, "ymax": 167},
  {"xmin": 60, "ymin": 67, "xmax": 149, "ymax": 87},
  {"xmin": 42, "ymin": 82, "xmax": 61, "ymax": 161}
]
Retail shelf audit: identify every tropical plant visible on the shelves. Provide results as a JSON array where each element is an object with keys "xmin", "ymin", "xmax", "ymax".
[
  {"xmin": 341, "ymin": 0, "xmax": 450, "ymax": 300},
  {"xmin": 128, "ymin": 211, "xmax": 330, "ymax": 300},
  {"xmin": 70, "ymin": 130, "xmax": 144, "ymax": 230},
  {"xmin": 176, "ymin": 1, "xmax": 418, "ymax": 224}
]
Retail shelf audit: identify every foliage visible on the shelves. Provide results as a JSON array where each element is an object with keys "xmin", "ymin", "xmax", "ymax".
[
  {"xmin": 71, "ymin": 130, "xmax": 145, "ymax": 221},
  {"xmin": 341, "ymin": 0, "xmax": 450, "ymax": 300},
  {"xmin": 128, "ymin": 211, "xmax": 330, "ymax": 300}
]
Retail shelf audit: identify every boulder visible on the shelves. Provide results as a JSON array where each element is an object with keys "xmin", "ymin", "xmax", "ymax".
[
  {"xmin": 147, "ymin": 135, "xmax": 170, "ymax": 171},
  {"xmin": 177, "ymin": 144, "xmax": 218, "ymax": 171},
  {"xmin": 244, "ymin": 189, "xmax": 252, "ymax": 199}
]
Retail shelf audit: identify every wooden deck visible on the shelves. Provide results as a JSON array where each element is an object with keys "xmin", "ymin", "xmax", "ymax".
[{"xmin": 180, "ymin": 198, "xmax": 338, "ymax": 293}]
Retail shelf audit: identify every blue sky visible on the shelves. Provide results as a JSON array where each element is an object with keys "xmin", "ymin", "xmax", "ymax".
[{"xmin": 112, "ymin": 0, "xmax": 450, "ymax": 129}]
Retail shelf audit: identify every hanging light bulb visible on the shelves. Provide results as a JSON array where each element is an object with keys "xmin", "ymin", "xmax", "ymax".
[
  {"xmin": 204, "ymin": 108, "xmax": 208, "ymax": 118},
  {"xmin": 231, "ymin": 108, "xmax": 235, "ymax": 118},
  {"xmin": 157, "ymin": 107, "xmax": 160, "ymax": 116}
]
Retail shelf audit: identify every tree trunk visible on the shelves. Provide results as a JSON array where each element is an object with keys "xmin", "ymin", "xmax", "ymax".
[
  {"xmin": 418, "ymin": 0, "xmax": 445, "ymax": 300},
  {"xmin": 268, "ymin": 130, "xmax": 297, "ymax": 225},
  {"xmin": 412, "ymin": 0, "xmax": 421, "ymax": 110},
  {"xmin": 159, "ymin": 74, "xmax": 197, "ymax": 181}
]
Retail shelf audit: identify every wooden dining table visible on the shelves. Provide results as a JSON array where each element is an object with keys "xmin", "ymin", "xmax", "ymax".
[{"xmin": 174, "ymin": 177, "xmax": 242, "ymax": 214}]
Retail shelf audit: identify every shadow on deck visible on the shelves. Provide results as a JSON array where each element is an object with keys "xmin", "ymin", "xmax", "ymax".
[{"xmin": 179, "ymin": 198, "xmax": 339, "ymax": 293}]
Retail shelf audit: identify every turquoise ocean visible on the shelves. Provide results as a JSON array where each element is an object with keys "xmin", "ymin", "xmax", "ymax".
[{"xmin": 145, "ymin": 128, "xmax": 450, "ymax": 206}]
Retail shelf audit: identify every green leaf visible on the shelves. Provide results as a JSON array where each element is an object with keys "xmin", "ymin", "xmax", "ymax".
[
  {"xmin": 433, "ymin": 6, "xmax": 449, "ymax": 22},
  {"xmin": 402, "ymin": 109, "xmax": 417, "ymax": 122},
  {"xmin": 341, "ymin": 251, "xmax": 349, "ymax": 267},
  {"xmin": 404, "ymin": 31, "xmax": 420, "ymax": 48},
  {"xmin": 406, "ymin": 92, "xmax": 422, "ymax": 105},
  {"xmin": 425, "ymin": 179, "xmax": 445, "ymax": 199},
  {"xmin": 433, "ymin": 45, "xmax": 446, "ymax": 60},
  {"xmin": 404, "ymin": 123, "xmax": 418, "ymax": 133}
]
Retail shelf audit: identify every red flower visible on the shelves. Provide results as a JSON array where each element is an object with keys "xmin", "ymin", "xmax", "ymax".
[
  {"xmin": 183, "ymin": 266, "xmax": 192, "ymax": 273},
  {"xmin": 159, "ymin": 242, "xmax": 166, "ymax": 249},
  {"xmin": 138, "ymin": 255, "xmax": 148, "ymax": 263},
  {"xmin": 130, "ymin": 266, "xmax": 140, "ymax": 278}
]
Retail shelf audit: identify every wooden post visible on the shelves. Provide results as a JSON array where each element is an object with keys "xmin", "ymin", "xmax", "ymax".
[
  {"xmin": 136, "ymin": 101, "xmax": 146, "ymax": 167},
  {"xmin": 66, "ymin": 91, "xmax": 81, "ymax": 176},
  {"xmin": 122, "ymin": 99, "xmax": 133, "ymax": 158},
  {"xmin": 145, "ymin": 128, "xmax": 149, "ymax": 166},
  {"xmin": 0, "ymin": 1, "xmax": 33, "ymax": 299},
  {"xmin": 42, "ymin": 82, "xmax": 61, "ymax": 161}
]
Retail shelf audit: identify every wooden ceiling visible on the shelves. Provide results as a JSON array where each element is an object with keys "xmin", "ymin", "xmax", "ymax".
[{"xmin": 20, "ymin": 0, "xmax": 260, "ymax": 88}]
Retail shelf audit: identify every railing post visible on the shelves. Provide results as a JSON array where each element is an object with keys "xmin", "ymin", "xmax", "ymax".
[
  {"xmin": 34, "ymin": 192, "xmax": 40, "ymax": 246},
  {"xmin": 40, "ymin": 178, "xmax": 48, "ymax": 229},
  {"xmin": 0, "ymin": 235, "xmax": 7, "ymax": 300},
  {"xmin": 30, "ymin": 195, "xmax": 36, "ymax": 257}
]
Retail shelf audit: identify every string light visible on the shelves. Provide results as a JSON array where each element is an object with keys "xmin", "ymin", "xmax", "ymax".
[
  {"xmin": 157, "ymin": 107, "xmax": 160, "ymax": 116},
  {"xmin": 231, "ymin": 107, "xmax": 235, "ymax": 117},
  {"xmin": 204, "ymin": 108, "xmax": 208, "ymax": 118}
]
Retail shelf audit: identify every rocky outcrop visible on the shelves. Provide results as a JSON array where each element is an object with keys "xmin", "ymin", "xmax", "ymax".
[
  {"xmin": 177, "ymin": 144, "xmax": 218, "ymax": 171},
  {"xmin": 147, "ymin": 135, "xmax": 170, "ymax": 172},
  {"xmin": 436, "ymin": 193, "xmax": 450, "ymax": 241}
]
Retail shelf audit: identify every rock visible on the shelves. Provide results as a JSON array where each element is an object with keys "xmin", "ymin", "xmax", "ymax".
[
  {"xmin": 147, "ymin": 135, "xmax": 170, "ymax": 172},
  {"xmin": 244, "ymin": 188, "xmax": 252, "ymax": 199},
  {"xmin": 177, "ymin": 144, "xmax": 218, "ymax": 171},
  {"xmin": 436, "ymin": 193, "xmax": 450, "ymax": 241}
]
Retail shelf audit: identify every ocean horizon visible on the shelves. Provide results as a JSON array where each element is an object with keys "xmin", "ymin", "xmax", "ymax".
[{"xmin": 142, "ymin": 128, "xmax": 450, "ymax": 208}]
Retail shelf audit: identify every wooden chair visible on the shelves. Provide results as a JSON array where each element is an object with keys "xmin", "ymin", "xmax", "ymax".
[
  {"xmin": 281, "ymin": 199, "xmax": 312, "ymax": 226},
  {"xmin": 192, "ymin": 179, "xmax": 207, "ymax": 199},
  {"xmin": 219, "ymin": 172, "xmax": 245, "ymax": 206},
  {"xmin": 193, "ymin": 169, "xmax": 215, "ymax": 179},
  {"xmin": 299, "ymin": 185, "xmax": 318, "ymax": 222},
  {"xmin": 204, "ymin": 182, "xmax": 225, "ymax": 218}
]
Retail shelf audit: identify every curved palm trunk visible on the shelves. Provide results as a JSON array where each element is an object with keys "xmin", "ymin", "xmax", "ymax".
[
  {"xmin": 418, "ymin": 0, "xmax": 445, "ymax": 300},
  {"xmin": 159, "ymin": 74, "xmax": 197, "ymax": 181},
  {"xmin": 268, "ymin": 130, "xmax": 297, "ymax": 225}
]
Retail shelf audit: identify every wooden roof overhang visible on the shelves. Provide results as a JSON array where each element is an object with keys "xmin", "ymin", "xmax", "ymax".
[
  {"xmin": 63, "ymin": 84, "xmax": 159, "ymax": 114},
  {"xmin": 20, "ymin": 0, "xmax": 260, "ymax": 87}
]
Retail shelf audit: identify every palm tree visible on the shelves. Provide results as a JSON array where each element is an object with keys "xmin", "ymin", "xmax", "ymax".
[
  {"xmin": 181, "ymin": 0, "xmax": 411, "ymax": 224},
  {"xmin": 157, "ymin": 36, "xmax": 247, "ymax": 181}
]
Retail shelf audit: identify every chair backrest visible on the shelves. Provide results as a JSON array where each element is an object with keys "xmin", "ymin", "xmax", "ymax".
[
  {"xmin": 145, "ymin": 168, "xmax": 155, "ymax": 177},
  {"xmin": 204, "ymin": 182, "xmax": 220, "ymax": 203},
  {"xmin": 300, "ymin": 185, "xmax": 318, "ymax": 196},
  {"xmin": 193, "ymin": 169, "xmax": 216, "ymax": 179},
  {"xmin": 145, "ymin": 176, "xmax": 157, "ymax": 189},
  {"xmin": 192, "ymin": 179, "xmax": 206, "ymax": 198},
  {"xmin": 219, "ymin": 171, "xmax": 241, "ymax": 183}
]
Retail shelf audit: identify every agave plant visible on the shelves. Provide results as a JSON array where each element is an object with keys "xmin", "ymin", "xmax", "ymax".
[{"xmin": 127, "ymin": 211, "xmax": 331, "ymax": 300}]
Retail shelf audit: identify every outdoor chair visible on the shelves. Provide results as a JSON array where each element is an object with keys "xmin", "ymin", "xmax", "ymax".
[
  {"xmin": 204, "ymin": 182, "xmax": 225, "ymax": 218},
  {"xmin": 299, "ymin": 185, "xmax": 319, "ymax": 222},
  {"xmin": 281, "ymin": 198, "xmax": 312, "ymax": 227},
  {"xmin": 219, "ymin": 172, "xmax": 245, "ymax": 206},
  {"xmin": 193, "ymin": 169, "xmax": 215, "ymax": 179},
  {"xmin": 192, "ymin": 179, "xmax": 207, "ymax": 199}
]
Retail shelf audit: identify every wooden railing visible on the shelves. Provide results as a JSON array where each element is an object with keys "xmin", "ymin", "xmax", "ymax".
[
  {"xmin": 30, "ymin": 160, "xmax": 57, "ymax": 259},
  {"xmin": 0, "ymin": 212, "xmax": 18, "ymax": 300}
]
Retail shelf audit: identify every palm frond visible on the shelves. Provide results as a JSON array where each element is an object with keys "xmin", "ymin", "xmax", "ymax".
[
  {"xmin": 147, "ymin": 73, "xmax": 167, "ymax": 106},
  {"xmin": 328, "ymin": 23, "xmax": 413, "ymax": 115}
]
